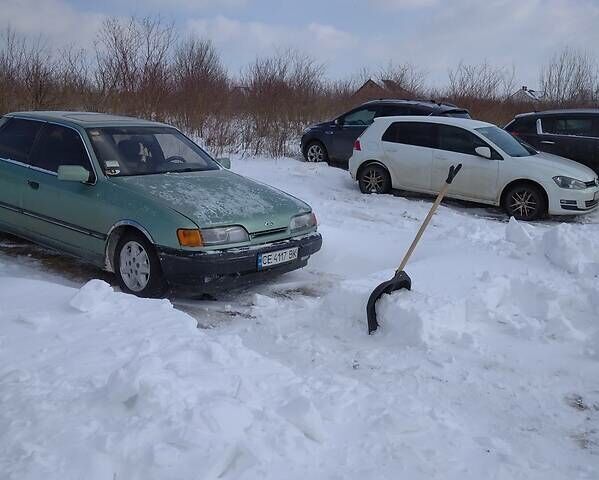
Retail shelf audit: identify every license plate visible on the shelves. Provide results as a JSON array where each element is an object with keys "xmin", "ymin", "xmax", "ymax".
[{"xmin": 258, "ymin": 247, "xmax": 298, "ymax": 270}]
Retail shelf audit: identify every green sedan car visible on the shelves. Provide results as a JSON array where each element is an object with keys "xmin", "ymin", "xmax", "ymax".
[{"xmin": 0, "ymin": 111, "xmax": 322, "ymax": 296}]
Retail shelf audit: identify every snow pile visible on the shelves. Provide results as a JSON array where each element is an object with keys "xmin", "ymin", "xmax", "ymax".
[
  {"xmin": 505, "ymin": 216, "xmax": 535, "ymax": 250},
  {"xmin": 0, "ymin": 279, "xmax": 327, "ymax": 479},
  {"xmin": 542, "ymin": 222, "xmax": 599, "ymax": 274},
  {"xmin": 1, "ymin": 156, "xmax": 599, "ymax": 478}
]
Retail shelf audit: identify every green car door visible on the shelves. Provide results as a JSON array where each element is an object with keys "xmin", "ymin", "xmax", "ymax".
[
  {"xmin": 22, "ymin": 122, "xmax": 108, "ymax": 264},
  {"xmin": 0, "ymin": 118, "xmax": 43, "ymax": 235}
]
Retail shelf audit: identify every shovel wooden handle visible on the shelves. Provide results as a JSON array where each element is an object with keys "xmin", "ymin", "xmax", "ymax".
[{"xmin": 395, "ymin": 164, "xmax": 462, "ymax": 274}]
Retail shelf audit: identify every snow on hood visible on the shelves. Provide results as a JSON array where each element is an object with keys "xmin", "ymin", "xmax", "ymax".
[{"xmin": 111, "ymin": 169, "xmax": 311, "ymax": 232}]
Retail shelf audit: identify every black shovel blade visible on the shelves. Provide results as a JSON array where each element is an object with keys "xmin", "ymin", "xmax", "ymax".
[{"xmin": 366, "ymin": 270, "xmax": 412, "ymax": 334}]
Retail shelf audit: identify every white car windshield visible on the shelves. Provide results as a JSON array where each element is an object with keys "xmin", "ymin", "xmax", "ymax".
[
  {"xmin": 475, "ymin": 126, "xmax": 536, "ymax": 158},
  {"xmin": 87, "ymin": 126, "xmax": 220, "ymax": 177}
]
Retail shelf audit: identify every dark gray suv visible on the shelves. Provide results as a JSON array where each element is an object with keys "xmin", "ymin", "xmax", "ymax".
[
  {"xmin": 301, "ymin": 99, "xmax": 470, "ymax": 165},
  {"xmin": 505, "ymin": 109, "xmax": 599, "ymax": 174}
]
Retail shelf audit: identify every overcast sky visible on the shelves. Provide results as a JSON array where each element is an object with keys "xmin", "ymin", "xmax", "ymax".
[{"xmin": 2, "ymin": 0, "xmax": 599, "ymax": 87}]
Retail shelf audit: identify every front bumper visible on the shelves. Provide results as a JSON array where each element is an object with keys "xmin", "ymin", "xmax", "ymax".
[
  {"xmin": 157, "ymin": 232, "xmax": 322, "ymax": 292},
  {"xmin": 548, "ymin": 186, "xmax": 599, "ymax": 215}
]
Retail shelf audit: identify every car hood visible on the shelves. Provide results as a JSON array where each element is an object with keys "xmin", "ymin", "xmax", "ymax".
[
  {"xmin": 304, "ymin": 121, "xmax": 333, "ymax": 131},
  {"xmin": 526, "ymin": 151, "xmax": 598, "ymax": 181},
  {"xmin": 110, "ymin": 170, "xmax": 311, "ymax": 233}
]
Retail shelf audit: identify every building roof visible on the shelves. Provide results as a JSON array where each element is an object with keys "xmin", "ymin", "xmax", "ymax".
[
  {"xmin": 353, "ymin": 78, "xmax": 413, "ymax": 99},
  {"xmin": 510, "ymin": 86, "xmax": 545, "ymax": 102},
  {"xmin": 5, "ymin": 111, "xmax": 169, "ymax": 129}
]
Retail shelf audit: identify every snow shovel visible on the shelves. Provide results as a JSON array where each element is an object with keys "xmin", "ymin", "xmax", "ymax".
[{"xmin": 366, "ymin": 163, "xmax": 462, "ymax": 334}]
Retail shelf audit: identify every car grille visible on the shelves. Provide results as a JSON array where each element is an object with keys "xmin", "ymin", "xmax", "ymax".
[{"xmin": 250, "ymin": 227, "xmax": 288, "ymax": 239}]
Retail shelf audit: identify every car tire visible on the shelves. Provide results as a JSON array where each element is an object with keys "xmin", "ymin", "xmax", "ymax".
[
  {"xmin": 358, "ymin": 164, "xmax": 392, "ymax": 194},
  {"xmin": 115, "ymin": 231, "xmax": 168, "ymax": 297},
  {"xmin": 503, "ymin": 183, "xmax": 547, "ymax": 221},
  {"xmin": 304, "ymin": 141, "xmax": 328, "ymax": 163}
]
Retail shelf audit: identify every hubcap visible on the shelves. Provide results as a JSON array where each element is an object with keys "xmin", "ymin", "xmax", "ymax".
[
  {"xmin": 119, "ymin": 241, "xmax": 151, "ymax": 292},
  {"xmin": 509, "ymin": 190, "xmax": 538, "ymax": 218},
  {"xmin": 306, "ymin": 144, "xmax": 324, "ymax": 162},
  {"xmin": 363, "ymin": 169, "xmax": 384, "ymax": 192}
]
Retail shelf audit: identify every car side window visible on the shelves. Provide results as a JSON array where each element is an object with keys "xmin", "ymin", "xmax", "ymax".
[
  {"xmin": 542, "ymin": 117, "xmax": 594, "ymax": 137},
  {"xmin": 0, "ymin": 118, "xmax": 43, "ymax": 164},
  {"xmin": 382, "ymin": 122, "xmax": 436, "ymax": 148},
  {"xmin": 437, "ymin": 124, "xmax": 490, "ymax": 156},
  {"xmin": 30, "ymin": 124, "xmax": 95, "ymax": 181},
  {"xmin": 343, "ymin": 107, "xmax": 378, "ymax": 126}
]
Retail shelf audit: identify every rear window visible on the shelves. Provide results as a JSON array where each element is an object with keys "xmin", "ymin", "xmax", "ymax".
[
  {"xmin": 382, "ymin": 122, "xmax": 436, "ymax": 148},
  {"xmin": 542, "ymin": 117, "xmax": 594, "ymax": 137},
  {"xmin": 0, "ymin": 118, "xmax": 43, "ymax": 163},
  {"xmin": 378, "ymin": 105, "xmax": 419, "ymax": 117},
  {"xmin": 442, "ymin": 110, "xmax": 471, "ymax": 119},
  {"xmin": 506, "ymin": 116, "xmax": 537, "ymax": 134}
]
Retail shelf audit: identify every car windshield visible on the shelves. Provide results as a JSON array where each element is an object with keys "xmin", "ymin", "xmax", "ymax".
[
  {"xmin": 475, "ymin": 126, "xmax": 535, "ymax": 157},
  {"xmin": 86, "ymin": 126, "xmax": 220, "ymax": 177}
]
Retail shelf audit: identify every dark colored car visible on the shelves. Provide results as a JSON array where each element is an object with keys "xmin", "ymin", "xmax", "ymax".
[
  {"xmin": 300, "ymin": 99, "xmax": 470, "ymax": 165},
  {"xmin": 505, "ymin": 109, "xmax": 599, "ymax": 173}
]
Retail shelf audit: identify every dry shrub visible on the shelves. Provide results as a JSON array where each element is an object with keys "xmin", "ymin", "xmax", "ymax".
[{"xmin": 1, "ymin": 19, "xmax": 598, "ymax": 156}]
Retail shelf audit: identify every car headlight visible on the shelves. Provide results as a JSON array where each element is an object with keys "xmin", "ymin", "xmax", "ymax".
[
  {"xmin": 553, "ymin": 176, "xmax": 587, "ymax": 190},
  {"xmin": 290, "ymin": 212, "xmax": 317, "ymax": 232},
  {"xmin": 201, "ymin": 226, "xmax": 249, "ymax": 245}
]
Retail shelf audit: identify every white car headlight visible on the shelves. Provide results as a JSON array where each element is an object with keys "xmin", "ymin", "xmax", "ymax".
[
  {"xmin": 553, "ymin": 176, "xmax": 587, "ymax": 190},
  {"xmin": 201, "ymin": 226, "xmax": 249, "ymax": 245},
  {"xmin": 290, "ymin": 212, "xmax": 317, "ymax": 232}
]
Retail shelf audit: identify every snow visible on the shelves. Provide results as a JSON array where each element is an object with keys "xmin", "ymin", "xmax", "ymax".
[{"xmin": 1, "ymin": 156, "xmax": 599, "ymax": 479}]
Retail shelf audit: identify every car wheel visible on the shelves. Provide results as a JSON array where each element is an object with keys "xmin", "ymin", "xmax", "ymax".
[
  {"xmin": 304, "ymin": 141, "xmax": 328, "ymax": 163},
  {"xmin": 503, "ymin": 184, "xmax": 546, "ymax": 221},
  {"xmin": 115, "ymin": 231, "xmax": 167, "ymax": 297},
  {"xmin": 358, "ymin": 164, "xmax": 391, "ymax": 194}
]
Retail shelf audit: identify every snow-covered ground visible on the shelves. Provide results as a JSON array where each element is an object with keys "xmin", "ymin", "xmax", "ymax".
[{"xmin": 1, "ymin": 156, "xmax": 599, "ymax": 479}]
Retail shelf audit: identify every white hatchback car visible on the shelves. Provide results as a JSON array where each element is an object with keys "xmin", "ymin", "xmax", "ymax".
[{"xmin": 349, "ymin": 116, "xmax": 599, "ymax": 220}]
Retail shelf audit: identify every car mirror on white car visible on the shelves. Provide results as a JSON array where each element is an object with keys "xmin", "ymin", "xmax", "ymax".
[
  {"xmin": 475, "ymin": 146, "xmax": 492, "ymax": 159},
  {"xmin": 57, "ymin": 165, "xmax": 91, "ymax": 183}
]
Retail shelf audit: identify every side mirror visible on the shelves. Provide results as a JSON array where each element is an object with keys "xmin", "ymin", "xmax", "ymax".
[
  {"xmin": 217, "ymin": 157, "xmax": 231, "ymax": 169},
  {"xmin": 57, "ymin": 165, "xmax": 91, "ymax": 183},
  {"xmin": 475, "ymin": 146, "xmax": 492, "ymax": 159},
  {"xmin": 334, "ymin": 118, "xmax": 344, "ymax": 127}
]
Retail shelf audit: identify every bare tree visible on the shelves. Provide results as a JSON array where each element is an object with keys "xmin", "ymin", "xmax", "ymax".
[
  {"xmin": 448, "ymin": 61, "xmax": 515, "ymax": 101},
  {"xmin": 377, "ymin": 62, "xmax": 427, "ymax": 97},
  {"xmin": 540, "ymin": 47, "xmax": 598, "ymax": 105},
  {"xmin": 94, "ymin": 16, "xmax": 176, "ymax": 117}
]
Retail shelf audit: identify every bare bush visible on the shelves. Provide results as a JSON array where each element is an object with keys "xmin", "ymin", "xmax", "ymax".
[
  {"xmin": 448, "ymin": 61, "xmax": 515, "ymax": 101},
  {"xmin": 171, "ymin": 37, "xmax": 229, "ymax": 136},
  {"xmin": 540, "ymin": 47, "xmax": 598, "ymax": 105}
]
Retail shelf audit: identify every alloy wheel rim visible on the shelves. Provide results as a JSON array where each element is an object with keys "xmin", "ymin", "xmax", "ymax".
[
  {"xmin": 509, "ymin": 190, "xmax": 537, "ymax": 218},
  {"xmin": 119, "ymin": 241, "xmax": 151, "ymax": 292},
  {"xmin": 307, "ymin": 144, "xmax": 323, "ymax": 162},
  {"xmin": 364, "ymin": 169, "xmax": 384, "ymax": 192}
]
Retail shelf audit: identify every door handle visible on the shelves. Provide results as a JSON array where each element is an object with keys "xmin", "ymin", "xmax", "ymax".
[
  {"xmin": 540, "ymin": 140, "xmax": 556, "ymax": 145},
  {"xmin": 27, "ymin": 180, "xmax": 39, "ymax": 190}
]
